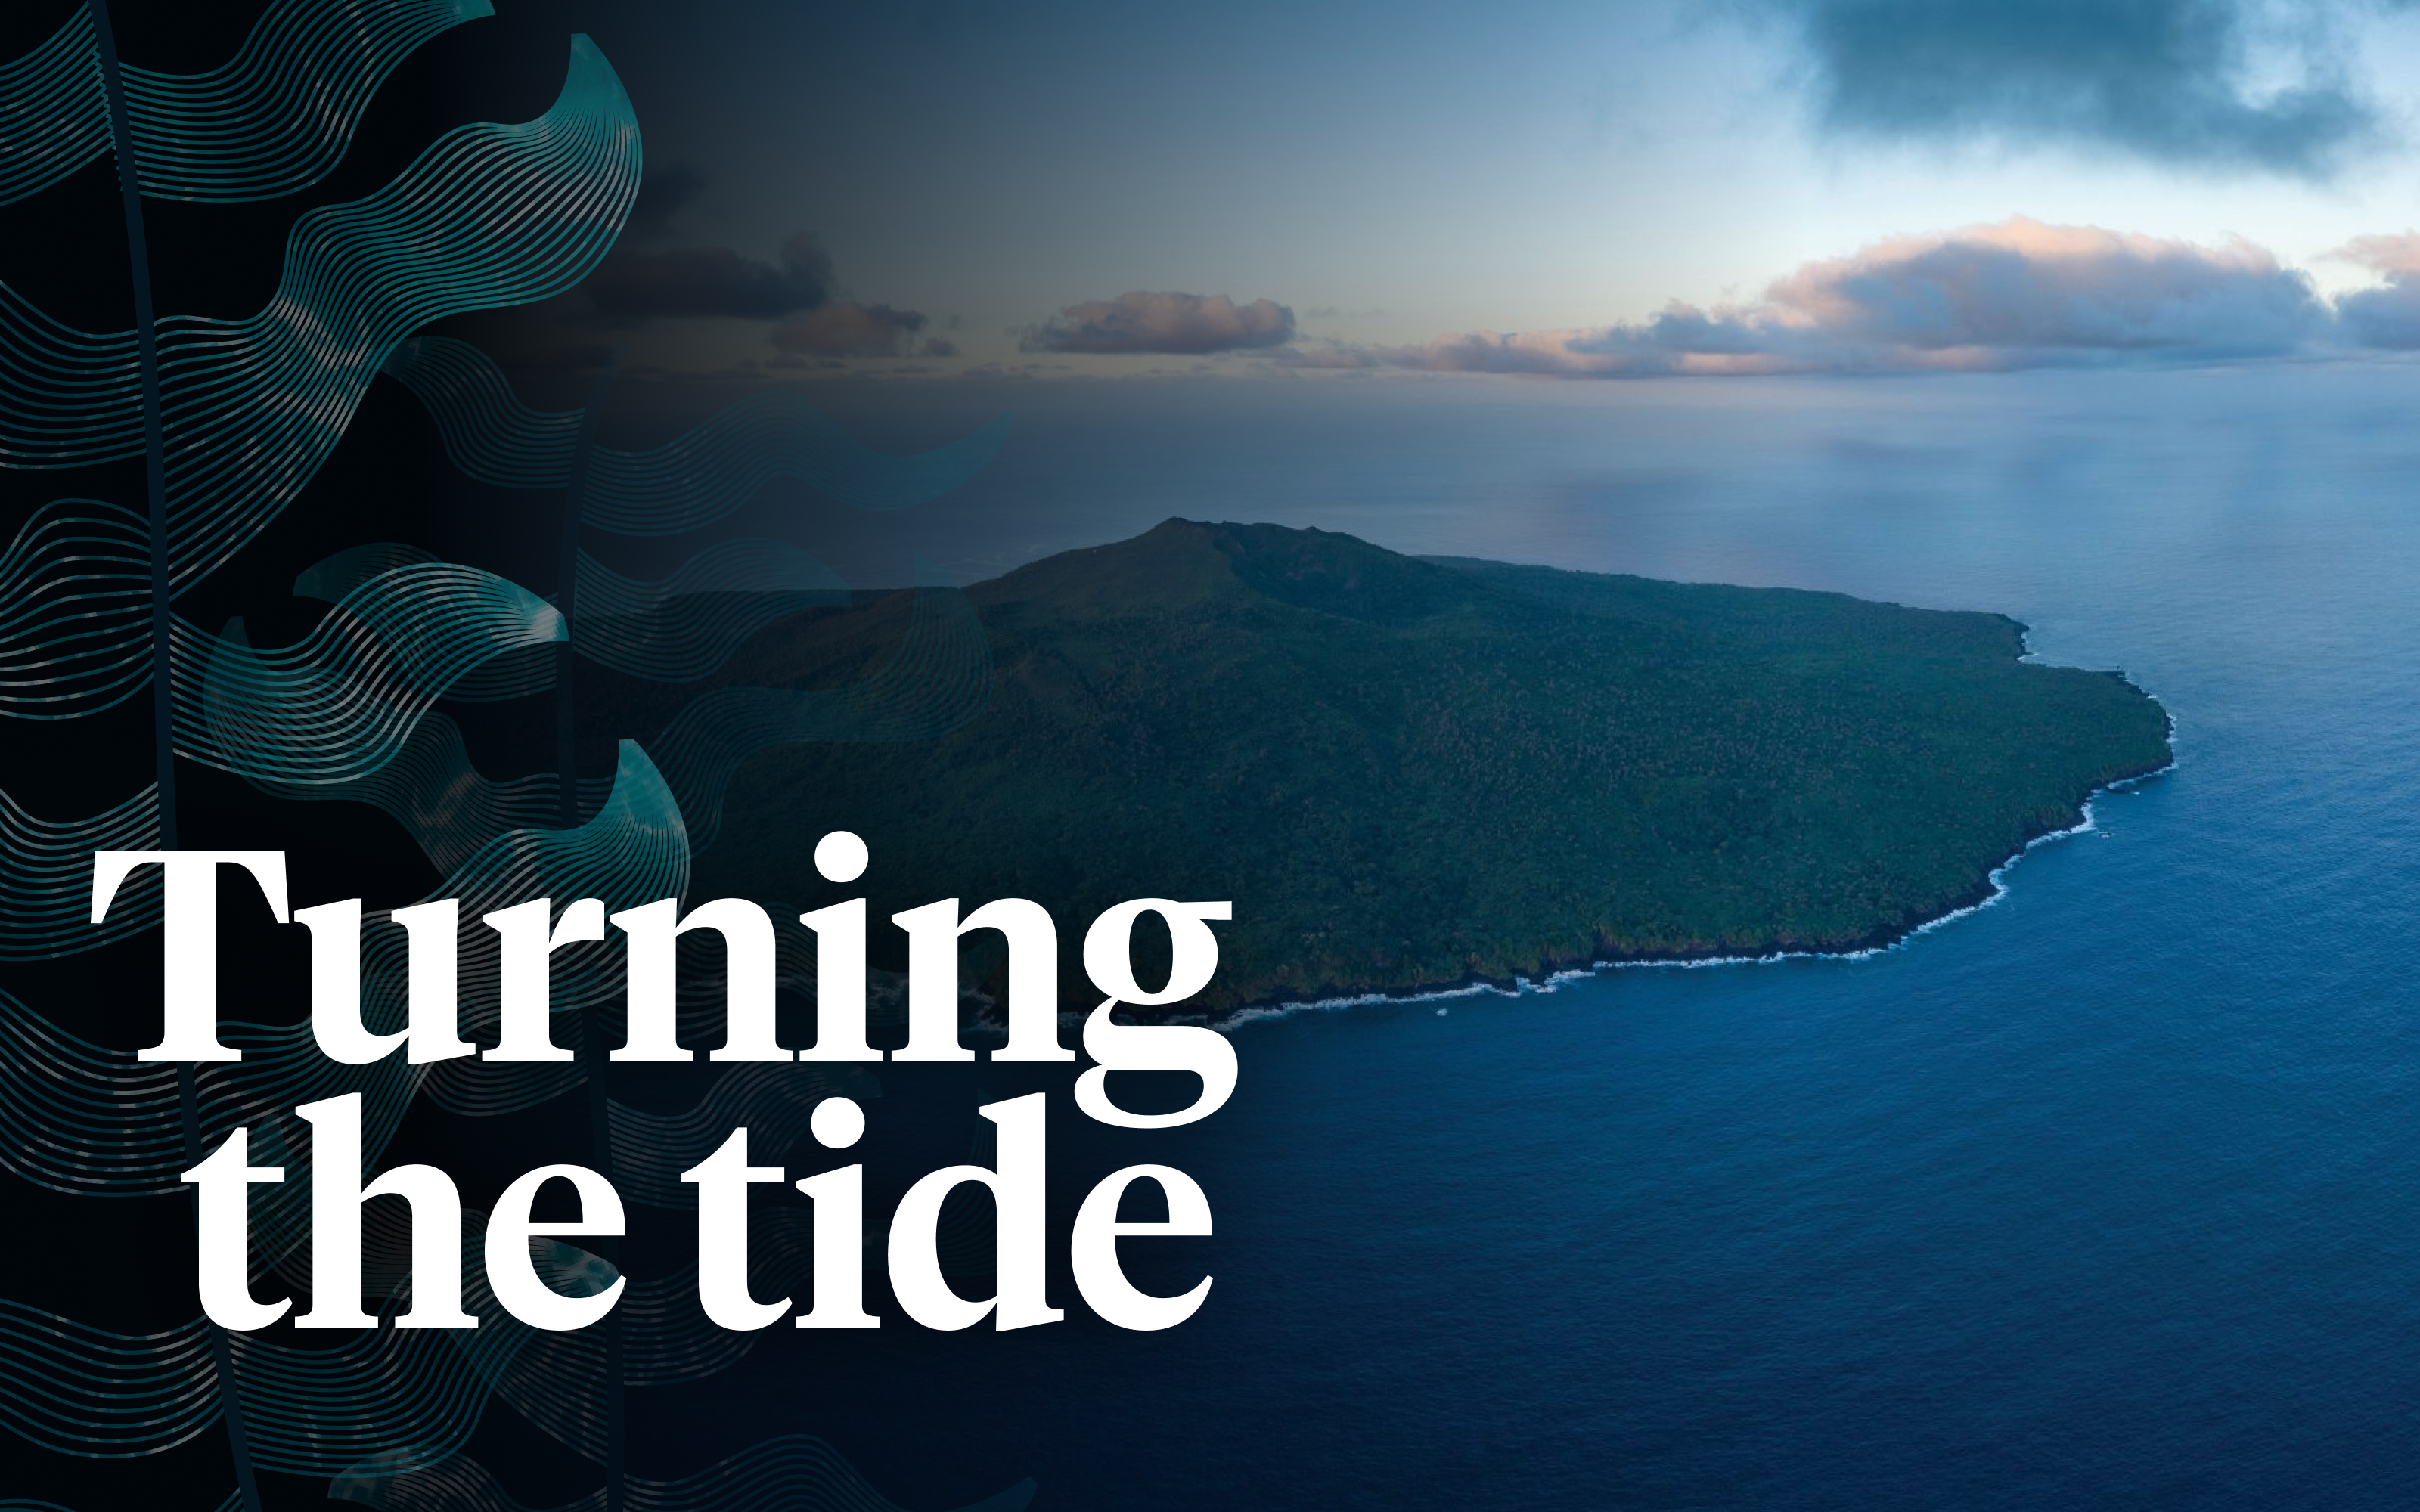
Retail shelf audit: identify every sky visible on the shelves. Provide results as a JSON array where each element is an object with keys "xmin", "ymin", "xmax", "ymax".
[{"xmin": 493, "ymin": 0, "xmax": 2420, "ymax": 382}]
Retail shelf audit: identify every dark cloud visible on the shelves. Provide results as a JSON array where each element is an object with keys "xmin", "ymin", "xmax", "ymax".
[
  {"xmin": 768, "ymin": 302, "xmax": 932, "ymax": 358},
  {"xmin": 585, "ymin": 231, "xmax": 837, "ymax": 321},
  {"xmin": 625, "ymin": 162, "xmax": 709, "ymax": 237},
  {"xmin": 1317, "ymin": 219, "xmax": 2329, "ymax": 378},
  {"xmin": 1761, "ymin": 0, "xmax": 2387, "ymax": 177},
  {"xmin": 1022, "ymin": 291, "xmax": 1296, "ymax": 354}
]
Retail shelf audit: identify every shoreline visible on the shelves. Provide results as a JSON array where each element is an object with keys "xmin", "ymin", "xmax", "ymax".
[{"xmin": 1196, "ymin": 662, "xmax": 2178, "ymax": 1033}]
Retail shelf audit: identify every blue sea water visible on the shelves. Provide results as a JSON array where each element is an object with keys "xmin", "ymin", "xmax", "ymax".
[{"xmin": 658, "ymin": 364, "xmax": 2420, "ymax": 1508}]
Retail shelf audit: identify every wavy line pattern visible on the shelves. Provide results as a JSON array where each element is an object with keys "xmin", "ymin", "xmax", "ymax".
[
  {"xmin": 0, "ymin": 990, "xmax": 182, "ymax": 1194},
  {"xmin": 0, "ymin": 1297, "xmax": 220, "ymax": 1461},
  {"xmin": 237, "ymin": 739, "xmax": 688, "ymax": 1178},
  {"xmin": 378, "ymin": 336, "xmax": 1010, "ymax": 534},
  {"xmin": 229, "ymin": 1315, "xmax": 510, "ymax": 1476},
  {"xmin": 141, "ymin": 743, "xmax": 684, "ymax": 1273},
  {"xmin": 0, "ymin": 281, "xmax": 137, "ymax": 470},
  {"xmin": 249, "ymin": 710, "xmax": 607, "ymax": 874},
  {"xmin": 0, "ymin": 288, "xmax": 137, "ymax": 484},
  {"xmin": 0, "ymin": 9, "xmax": 108, "ymax": 209},
  {"xmin": 237, "ymin": 578, "xmax": 985, "ymax": 865},
  {"xmin": 393, "ymin": 739, "xmax": 689, "ymax": 1039},
  {"xmin": 293, "ymin": 541, "xmax": 443, "ymax": 603},
  {"xmin": 0, "ymin": 36, "xmax": 639, "ymax": 598},
  {"xmin": 0, "ymin": 782, "xmax": 158, "ymax": 959},
  {"xmin": 0, "ymin": 1300, "xmax": 222, "ymax": 1458},
  {"xmin": 5, "ymin": 7, "xmax": 1032, "ymax": 1499},
  {"xmin": 376, "ymin": 336, "xmax": 577, "ymax": 486},
  {"xmin": 0, "ymin": 499, "xmax": 156, "ymax": 717},
  {"xmin": 157, "ymin": 35, "xmax": 637, "ymax": 589},
  {"xmin": 176, "ymin": 562, "xmax": 564, "ymax": 785},
  {"xmin": 123, "ymin": 0, "xmax": 495, "ymax": 202},
  {"xmin": 0, "ymin": 749, "xmax": 685, "ymax": 1246},
  {"xmin": 0, "ymin": 1223, "xmax": 591, "ymax": 1469},
  {"xmin": 227, "ymin": 1238, "xmax": 566, "ymax": 1476},
  {"xmin": 0, "ymin": 0, "xmax": 492, "ymax": 206},
  {"xmin": 290, "ymin": 537, "xmax": 852, "ymax": 686},
  {"xmin": 294, "ymin": 544, "xmax": 551, "ymax": 727}
]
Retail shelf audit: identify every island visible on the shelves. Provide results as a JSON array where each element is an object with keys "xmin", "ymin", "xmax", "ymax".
[{"xmin": 668, "ymin": 519, "xmax": 2170, "ymax": 1015}]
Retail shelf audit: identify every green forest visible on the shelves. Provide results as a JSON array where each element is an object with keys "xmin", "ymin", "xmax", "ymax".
[{"xmin": 662, "ymin": 519, "xmax": 2170, "ymax": 1014}]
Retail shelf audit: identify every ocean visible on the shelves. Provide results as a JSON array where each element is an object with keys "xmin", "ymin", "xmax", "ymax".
[{"xmin": 632, "ymin": 363, "xmax": 2420, "ymax": 1509}]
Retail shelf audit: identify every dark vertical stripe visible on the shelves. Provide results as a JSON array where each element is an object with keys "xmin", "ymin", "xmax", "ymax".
[
  {"xmin": 90, "ymin": 5, "xmax": 259, "ymax": 1510},
  {"xmin": 86, "ymin": 0, "xmax": 175, "ymax": 845},
  {"xmin": 558, "ymin": 351, "xmax": 627, "ymax": 1510},
  {"xmin": 178, "ymin": 1061, "xmax": 262, "ymax": 1512}
]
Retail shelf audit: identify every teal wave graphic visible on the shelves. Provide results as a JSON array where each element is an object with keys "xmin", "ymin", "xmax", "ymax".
[
  {"xmin": 249, "ymin": 709, "xmax": 606, "ymax": 875},
  {"xmin": 123, "ymin": 0, "xmax": 493, "ymax": 202},
  {"xmin": 0, "ymin": 745, "xmax": 685, "ymax": 1229},
  {"xmin": 293, "ymin": 536, "xmax": 854, "ymax": 686},
  {"xmin": 0, "ymin": 990, "xmax": 182, "ymax": 1194},
  {"xmin": 0, "ymin": 9, "xmax": 108, "ymax": 208},
  {"xmin": 4, "ymin": 7, "xmax": 1030, "ymax": 1499},
  {"xmin": 0, "ymin": 36, "xmax": 640, "ymax": 595},
  {"xmin": 0, "ymin": 1299, "xmax": 221, "ymax": 1457},
  {"xmin": 293, "ymin": 541, "xmax": 449, "ymax": 603},
  {"xmin": 374, "ymin": 336, "xmax": 579, "ymax": 487},
  {"xmin": 0, "ymin": 1220, "xmax": 608, "ymax": 1469},
  {"xmin": 0, "ymin": 782, "xmax": 157, "ymax": 959},
  {"xmin": 178, "ymin": 562, "xmax": 564, "ymax": 785},
  {"xmin": 0, "ymin": 500, "xmax": 150, "ymax": 718},
  {"xmin": 234, "ymin": 581, "xmax": 987, "ymax": 866},
  {"xmin": 0, "ymin": 0, "xmax": 491, "ymax": 206},
  {"xmin": 0, "ymin": 282, "xmax": 138, "ymax": 471}
]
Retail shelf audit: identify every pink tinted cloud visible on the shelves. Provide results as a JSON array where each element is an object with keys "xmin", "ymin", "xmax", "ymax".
[
  {"xmin": 2329, "ymin": 231, "xmax": 2420, "ymax": 349},
  {"xmin": 1351, "ymin": 218, "xmax": 2328, "ymax": 378}
]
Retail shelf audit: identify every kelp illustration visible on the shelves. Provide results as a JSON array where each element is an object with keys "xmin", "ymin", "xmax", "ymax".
[{"xmin": 0, "ymin": 3, "xmax": 1022, "ymax": 1509}]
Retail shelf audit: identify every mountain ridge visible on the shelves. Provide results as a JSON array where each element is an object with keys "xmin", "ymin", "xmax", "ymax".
[{"xmin": 666, "ymin": 518, "xmax": 2172, "ymax": 1013}]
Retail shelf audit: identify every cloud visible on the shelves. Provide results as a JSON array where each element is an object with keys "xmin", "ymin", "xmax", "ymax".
[
  {"xmin": 585, "ymin": 231, "xmax": 837, "ymax": 321},
  {"xmin": 768, "ymin": 302, "xmax": 932, "ymax": 358},
  {"xmin": 1764, "ymin": 218, "xmax": 2324, "ymax": 357},
  {"xmin": 1021, "ymin": 291, "xmax": 1296, "ymax": 354},
  {"xmin": 2329, "ymin": 232, "xmax": 2420, "ymax": 348},
  {"xmin": 1758, "ymin": 0, "xmax": 2389, "ymax": 178},
  {"xmin": 1331, "ymin": 218, "xmax": 2330, "ymax": 378}
]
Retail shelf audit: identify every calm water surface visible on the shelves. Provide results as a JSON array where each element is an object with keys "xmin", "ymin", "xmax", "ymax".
[{"xmin": 652, "ymin": 366, "xmax": 2420, "ymax": 1509}]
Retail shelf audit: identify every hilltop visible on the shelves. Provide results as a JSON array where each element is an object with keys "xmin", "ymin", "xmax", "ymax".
[{"xmin": 672, "ymin": 519, "xmax": 2171, "ymax": 1014}]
